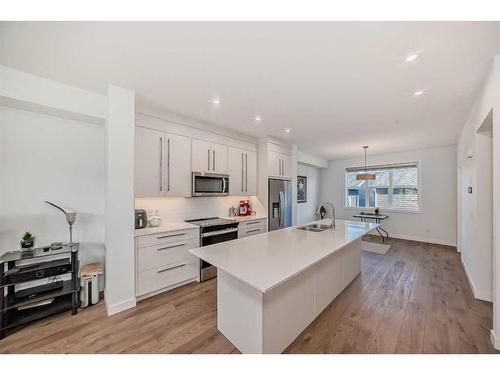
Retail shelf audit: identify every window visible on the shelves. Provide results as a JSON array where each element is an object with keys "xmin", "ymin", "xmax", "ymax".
[{"xmin": 345, "ymin": 162, "xmax": 419, "ymax": 212}]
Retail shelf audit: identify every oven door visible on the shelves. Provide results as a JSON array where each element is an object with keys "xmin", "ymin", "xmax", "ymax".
[
  {"xmin": 199, "ymin": 226, "xmax": 238, "ymax": 281},
  {"xmin": 192, "ymin": 172, "xmax": 229, "ymax": 197}
]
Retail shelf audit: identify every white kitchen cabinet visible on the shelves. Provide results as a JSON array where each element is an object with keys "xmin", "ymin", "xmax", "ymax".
[
  {"xmin": 228, "ymin": 148, "xmax": 257, "ymax": 196},
  {"xmin": 135, "ymin": 127, "xmax": 191, "ymax": 198},
  {"xmin": 238, "ymin": 218, "xmax": 266, "ymax": 238},
  {"xmin": 165, "ymin": 133, "xmax": 191, "ymax": 197},
  {"xmin": 191, "ymin": 139, "xmax": 228, "ymax": 174},
  {"xmin": 135, "ymin": 127, "xmax": 163, "ymax": 198},
  {"xmin": 135, "ymin": 227, "xmax": 199, "ymax": 299},
  {"xmin": 245, "ymin": 151, "xmax": 257, "ymax": 195},
  {"xmin": 211, "ymin": 142, "xmax": 228, "ymax": 174},
  {"xmin": 191, "ymin": 139, "xmax": 211, "ymax": 173},
  {"xmin": 268, "ymin": 150, "xmax": 292, "ymax": 179}
]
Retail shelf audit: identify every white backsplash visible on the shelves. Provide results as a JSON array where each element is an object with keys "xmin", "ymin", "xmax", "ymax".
[{"xmin": 135, "ymin": 196, "xmax": 266, "ymax": 222}]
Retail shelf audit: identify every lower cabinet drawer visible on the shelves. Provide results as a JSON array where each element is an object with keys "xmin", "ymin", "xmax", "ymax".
[
  {"xmin": 238, "ymin": 225, "xmax": 266, "ymax": 238},
  {"xmin": 137, "ymin": 239, "xmax": 198, "ymax": 272},
  {"xmin": 137, "ymin": 260, "xmax": 198, "ymax": 296}
]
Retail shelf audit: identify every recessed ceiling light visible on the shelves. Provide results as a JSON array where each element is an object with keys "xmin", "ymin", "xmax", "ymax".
[
  {"xmin": 285, "ymin": 128, "xmax": 291, "ymax": 133},
  {"xmin": 405, "ymin": 53, "xmax": 419, "ymax": 62},
  {"xmin": 414, "ymin": 90, "xmax": 424, "ymax": 96},
  {"xmin": 212, "ymin": 98, "xmax": 220, "ymax": 105},
  {"xmin": 255, "ymin": 116, "xmax": 262, "ymax": 122}
]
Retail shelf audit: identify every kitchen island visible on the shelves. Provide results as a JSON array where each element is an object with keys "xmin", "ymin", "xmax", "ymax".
[{"xmin": 189, "ymin": 219, "xmax": 378, "ymax": 353}]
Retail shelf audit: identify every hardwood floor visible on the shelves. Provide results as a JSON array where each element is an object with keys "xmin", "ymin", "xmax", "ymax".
[{"xmin": 0, "ymin": 236, "xmax": 497, "ymax": 354}]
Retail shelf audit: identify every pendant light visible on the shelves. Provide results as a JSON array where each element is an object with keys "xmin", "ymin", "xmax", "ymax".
[{"xmin": 356, "ymin": 146, "xmax": 376, "ymax": 181}]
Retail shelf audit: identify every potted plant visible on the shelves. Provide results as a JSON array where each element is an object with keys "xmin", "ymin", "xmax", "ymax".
[{"xmin": 20, "ymin": 231, "xmax": 35, "ymax": 250}]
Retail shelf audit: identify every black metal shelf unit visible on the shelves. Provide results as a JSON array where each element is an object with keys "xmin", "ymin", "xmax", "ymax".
[{"xmin": 0, "ymin": 243, "xmax": 79, "ymax": 340}]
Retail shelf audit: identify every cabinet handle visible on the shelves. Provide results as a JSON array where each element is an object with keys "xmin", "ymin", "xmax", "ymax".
[
  {"xmin": 157, "ymin": 264, "xmax": 185, "ymax": 273},
  {"xmin": 244, "ymin": 220, "xmax": 262, "ymax": 225},
  {"xmin": 167, "ymin": 138, "xmax": 171, "ymax": 192},
  {"xmin": 157, "ymin": 243, "xmax": 185, "ymax": 251},
  {"xmin": 213, "ymin": 150, "xmax": 216, "ymax": 171},
  {"xmin": 246, "ymin": 228, "xmax": 261, "ymax": 234},
  {"xmin": 208, "ymin": 149, "xmax": 211, "ymax": 171},
  {"xmin": 245, "ymin": 153, "xmax": 248, "ymax": 192},
  {"xmin": 157, "ymin": 233, "xmax": 186, "ymax": 239},
  {"xmin": 160, "ymin": 137, "xmax": 163, "ymax": 192},
  {"xmin": 241, "ymin": 153, "xmax": 244, "ymax": 192}
]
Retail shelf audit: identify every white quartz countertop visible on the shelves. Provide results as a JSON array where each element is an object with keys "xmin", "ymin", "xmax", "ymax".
[
  {"xmin": 189, "ymin": 219, "xmax": 378, "ymax": 293},
  {"xmin": 221, "ymin": 215, "xmax": 267, "ymax": 222},
  {"xmin": 135, "ymin": 222, "xmax": 199, "ymax": 237}
]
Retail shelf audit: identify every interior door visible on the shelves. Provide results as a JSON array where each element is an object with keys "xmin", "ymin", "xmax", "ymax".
[
  {"xmin": 191, "ymin": 139, "xmax": 211, "ymax": 172},
  {"xmin": 165, "ymin": 133, "xmax": 191, "ymax": 197},
  {"xmin": 245, "ymin": 150, "xmax": 257, "ymax": 195},
  {"xmin": 228, "ymin": 147, "xmax": 244, "ymax": 195},
  {"xmin": 135, "ymin": 126, "xmax": 164, "ymax": 197}
]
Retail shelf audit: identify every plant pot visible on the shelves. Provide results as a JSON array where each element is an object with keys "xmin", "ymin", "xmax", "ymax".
[{"xmin": 21, "ymin": 239, "xmax": 34, "ymax": 250}]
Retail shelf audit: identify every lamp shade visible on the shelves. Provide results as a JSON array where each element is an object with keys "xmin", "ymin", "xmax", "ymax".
[
  {"xmin": 356, "ymin": 173, "xmax": 376, "ymax": 181},
  {"xmin": 356, "ymin": 146, "xmax": 376, "ymax": 180}
]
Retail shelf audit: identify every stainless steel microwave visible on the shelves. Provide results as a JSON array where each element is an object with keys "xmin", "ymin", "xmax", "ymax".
[{"xmin": 192, "ymin": 172, "xmax": 229, "ymax": 197}]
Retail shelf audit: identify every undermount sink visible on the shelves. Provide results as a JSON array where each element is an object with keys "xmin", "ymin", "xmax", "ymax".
[{"xmin": 297, "ymin": 223, "xmax": 333, "ymax": 232}]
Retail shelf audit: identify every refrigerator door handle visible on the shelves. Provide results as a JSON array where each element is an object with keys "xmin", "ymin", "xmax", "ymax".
[{"xmin": 279, "ymin": 191, "xmax": 284, "ymax": 228}]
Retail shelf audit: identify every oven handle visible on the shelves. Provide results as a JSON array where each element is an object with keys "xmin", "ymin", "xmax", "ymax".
[{"xmin": 201, "ymin": 227, "xmax": 238, "ymax": 238}]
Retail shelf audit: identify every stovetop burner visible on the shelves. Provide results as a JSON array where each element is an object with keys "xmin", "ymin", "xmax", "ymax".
[{"xmin": 185, "ymin": 217, "xmax": 236, "ymax": 228}]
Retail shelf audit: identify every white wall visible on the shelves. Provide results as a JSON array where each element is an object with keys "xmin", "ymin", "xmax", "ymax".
[
  {"xmin": 0, "ymin": 106, "xmax": 105, "ymax": 270},
  {"xmin": 321, "ymin": 145, "xmax": 457, "ymax": 246},
  {"xmin": 297, "ymin": 163, "xmax": 321, "ymax": 225},
  {"xmin": 457, "ymin": 65, "xmax": 496, "ymax": 303},
  {"xmin": 457, "ymin": 57, "xmax": 500, "ymax": 349}
]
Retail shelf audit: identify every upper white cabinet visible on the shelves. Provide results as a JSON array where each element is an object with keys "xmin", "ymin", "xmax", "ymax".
[
  {"xmin": 191, "ymin": 139, "xmax": 228, "ymax": 174},
  {"xmin": 164, "ymin": 133, "xmax": 191, "ymax": 196},
  {"xmin": 135, "ymin": 127, "xmax": 163, "ymax": 197},
  {"xmin": 135, "ymin": 127, "xmax": 191, "ymax": 198},
  {"xmin": 268, "ymin": 150, "xmax": 292, "ymax": 179},
  {"xmin": 228, "ymin": 147, "xmax": 257, "ymax": 196}
]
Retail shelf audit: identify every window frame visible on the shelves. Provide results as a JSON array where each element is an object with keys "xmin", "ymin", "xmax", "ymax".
[{"xmin": 343, "ymin": 160, "xmax": 423, "ymax": 214}]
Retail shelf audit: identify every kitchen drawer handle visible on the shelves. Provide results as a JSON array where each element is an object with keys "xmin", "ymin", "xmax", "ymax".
[
  {"xmin": 157, "ymin": 233, "xmax": 186, "ymax": 239},
  {"xmin": 244, "ymin": 220, "xmax": 262, "ymax": 225},
  {"xmin": 246, "ymin": 228, "xmax": 262, "ymax": 233},
  {"xmin": 157, "ymin": 243, "xmax": 186, "ymax": 251},
  {"xmin": 157, "ymin": 264, "xmax": 186, "ymax": 274}
]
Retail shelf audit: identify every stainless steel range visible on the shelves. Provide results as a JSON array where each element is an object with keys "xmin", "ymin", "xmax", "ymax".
[{"xmin": 185, "ymin": 217, "xmax": 239, "ymax": 281}]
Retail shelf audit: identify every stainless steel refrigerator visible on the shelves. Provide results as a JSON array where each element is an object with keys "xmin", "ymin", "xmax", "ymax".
[{"xmin": 268, "ymin": 178, "xmax": 292, "ymax": 231}]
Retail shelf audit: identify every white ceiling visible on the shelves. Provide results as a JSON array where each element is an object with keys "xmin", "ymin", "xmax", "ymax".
[{"xmin": 1, "ymin": 22, "xmax": 500, "ymax": 159}]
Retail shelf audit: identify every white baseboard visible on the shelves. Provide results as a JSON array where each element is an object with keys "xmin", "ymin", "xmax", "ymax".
[
  {"xmin": 491, "ymin": 330, "xmax": 500, "ymax": 351},
  {"xmin": 104, "ymin": 295, "xmax": 136, "ymax": 316},
  {"xmin": 461, "ymin": 256, "xmax": 493, "ymax": 302},
  {"xmin": 386, "ymin": 232, "xmax": 456, "ymax": 247}
]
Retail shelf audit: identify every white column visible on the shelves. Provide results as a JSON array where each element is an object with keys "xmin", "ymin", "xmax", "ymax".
[
  {"xmin": 104, "ymin": 84, "xmax": 136, "ymax": 315},
  {"xmin": 492, "ymin": 55, "xmax": 500, "ymax": 350}
]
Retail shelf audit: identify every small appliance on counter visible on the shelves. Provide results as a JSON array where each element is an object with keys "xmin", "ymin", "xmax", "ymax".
[
  {"xmin": 239, "ymin": 200, "xmax": 252, "ymax": 216},
  {"xmin": 135, "ymin": 209, "xmax": 147, "ymax": 229},
  {"xmin": 185, "ymin": 217, "xmax": 239, "ymax": 281}
]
